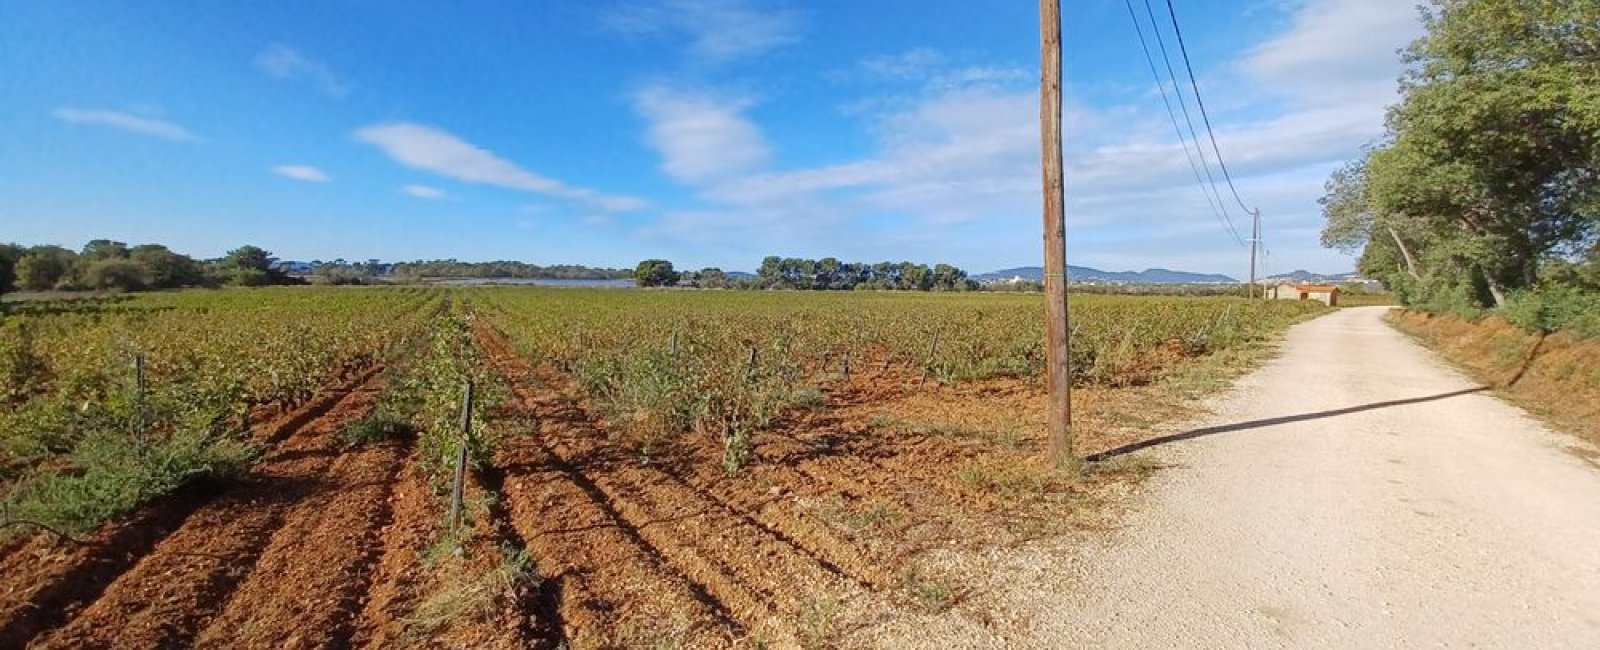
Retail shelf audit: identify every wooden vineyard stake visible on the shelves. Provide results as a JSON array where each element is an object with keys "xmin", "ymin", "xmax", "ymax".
[
  {"xmin": 134, "ymin": 354, "xmax": 145, "ymax": 401},
  {"xmin": 746, "ymin": 346, "xmax": 759, "ymax": 380},
  {"xmin": 841, "ymin": 350, "xmax": 851, "ymax": 378},
  {"xmin": 449, "ymin": 380, "xmax": 475, "ymax": 535},
  {"xmin": 920, "ymin": 331, "xmax": 941, "ymax": 387}
]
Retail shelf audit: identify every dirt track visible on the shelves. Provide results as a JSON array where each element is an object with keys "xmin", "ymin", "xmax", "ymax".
[{"xmin": 1026, "ymin": 306, "xmax": 1600, "ymax": 647}]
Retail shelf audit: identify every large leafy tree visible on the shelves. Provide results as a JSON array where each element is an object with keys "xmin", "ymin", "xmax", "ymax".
[
  {"xmin": 221, "ymin": 245, "xmax": 287, "ymax": 287},
  {"xmin": 633, "ymin": 259, "xmax": 681, "ymax": 287},
  {"xmin": 130, "ymin": 244, "xmax": 202, "ymax": 289},
  {"xmin": 1323, "ymin": 0, "xmax": 1600, "ymax": 310},
  {"xmin": 14, "ymin": 245, "xmax": 78, "ymax": 291},
  {"xmin": 0, "ymin": 243, "xmax": 24, "ymax": 296}
]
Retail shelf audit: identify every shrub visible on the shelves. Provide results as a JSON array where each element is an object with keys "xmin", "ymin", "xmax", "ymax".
[
  {"xmin": 4, "ymin": 426, "xmax": 256, "ymax": 536},
  {"xmin": 1501, "ymin": 285, "xmax": 1600, "ymax": 338}
]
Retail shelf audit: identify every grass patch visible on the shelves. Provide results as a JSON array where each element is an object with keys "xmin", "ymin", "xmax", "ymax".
[
  {"xmin": 406, "ymin": 544, "xmax": 537, "ymax": 640},
  {"xmin": 1085, "ymin": 453, "xmax": 1162, "ymax": 478},
  {"xmin": 819, "ymin": 494, "xmax": 904, "ymax": 538},
  {"xmin": 900, "ymin": 563, "xmax": 959, "ymax": 614},
  {"xmin": 797, "ymin": 595, "xmax": 839, "ymax": 649},
  {"xmin": 2, "ymin": 427, "xmax": 256, "ymax": 538},
  {"xmin": 337, "ymin": 410, "xmax": 415, "ymax": 447},
  {"xmin": 788, "ymin": 386, "xmax": 828, "ymax": 410}
]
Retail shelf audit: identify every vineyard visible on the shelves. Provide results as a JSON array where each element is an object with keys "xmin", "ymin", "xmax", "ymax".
[{"xmin": 0, "ymin": 287, "xmax": 1323, "ymax": 647}]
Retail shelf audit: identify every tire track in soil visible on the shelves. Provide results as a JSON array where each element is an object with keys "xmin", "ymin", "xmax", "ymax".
[
  {"xmin": 26, "ymin": 374, "xmax": 383, "ymax": 650},
  {"xmin": 0, "ymin": 368, "xmax": 381, "ymax": 650},
  {"xmin": 476, "ymin": 325, "xmax": 866, "ymax": 643},
  {"xmin": 192, "ymin": 433, "xmax": 412, "ymax": 649}
]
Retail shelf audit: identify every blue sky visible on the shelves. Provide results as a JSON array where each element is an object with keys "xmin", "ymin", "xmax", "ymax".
[{"xmin": 0, "ymin": 0, "xmax": 1421, "ymax": 276}]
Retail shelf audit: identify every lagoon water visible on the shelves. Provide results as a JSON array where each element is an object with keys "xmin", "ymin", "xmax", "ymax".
[{"xmin": 430, "ymin": 277, "xmax": 635, "ymax": 288}]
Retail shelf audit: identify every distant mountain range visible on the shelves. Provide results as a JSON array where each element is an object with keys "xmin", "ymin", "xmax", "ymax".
[
  {"xmin": 1262, "ymin": 269, "xmax": 1362, "ymax": 283},
  {"xmin": 975, "ymin": 265, "xmax": 1238, "ymax": 284}
]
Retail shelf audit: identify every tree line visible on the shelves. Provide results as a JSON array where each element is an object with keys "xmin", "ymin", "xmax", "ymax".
[
  {"xmin": 633, "ymin": 257, "xmax": 978, "ymax": 291},
  {"xmin": 1320, "ymin": 0, "xmax": 1598, "ymax": 336},
  {"xmin": 385, "ymin": 260, "xmax": 630, "ymax": 280},
  {"xmin": 0, "ymin": 240, "xmax": 298, "ymax": 295}
]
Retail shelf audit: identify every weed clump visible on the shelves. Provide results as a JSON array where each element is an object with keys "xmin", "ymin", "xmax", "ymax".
[
  {"xmin": 3, "ymin": 426, "xmax": 255, "ymax": 538},
  {"xmin": 338, "ymin": 410, "xmax": 414, "ymax": 447}
]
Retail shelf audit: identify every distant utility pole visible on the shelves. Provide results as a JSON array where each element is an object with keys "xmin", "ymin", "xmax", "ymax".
[
  {"xmin": 1039, "ymin": 0, "xmax": 1074, "ymax": 465},
  {"xmin": 1249, "ymin": 208, "xmax": 1261, "ymax": 299}
]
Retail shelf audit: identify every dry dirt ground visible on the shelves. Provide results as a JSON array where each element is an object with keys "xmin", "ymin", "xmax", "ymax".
[{"xmin": 886, "ymin": 306, "xmax": 1600, "ymax": 648}]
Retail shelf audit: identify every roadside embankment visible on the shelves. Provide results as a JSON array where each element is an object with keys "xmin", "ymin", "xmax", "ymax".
[{"xmin": 1388, "ymin": 309, "xmax": 1600, "ymax": 448}]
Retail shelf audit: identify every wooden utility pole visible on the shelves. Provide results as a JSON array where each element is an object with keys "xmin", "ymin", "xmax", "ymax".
[
  {"xmin": 1248, "ymin": 208, "xmax": 1260, "ymax": 299},
  {"xmin": 1039, "ymin": 0, "xmax": 1074, "ymax": 464}
]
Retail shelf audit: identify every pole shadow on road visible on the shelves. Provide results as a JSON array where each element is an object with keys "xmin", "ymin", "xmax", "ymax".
[{"xmin": 1086, "ymin": 387, "xmax": 1490, "ymax": 462}]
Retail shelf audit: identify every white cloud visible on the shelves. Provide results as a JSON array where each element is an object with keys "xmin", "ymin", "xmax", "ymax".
[
  {"xmin": 254, "ymin": 44, "xmax": 348, "ymax": 97},
  {"xmin": 603, "ymin": 0, "xmax": 801, "ymax": 62},
  {"xmin": 1239, "ymin": 0, "xmax": 1420, "ymax": 107},
  {"xmin": 51, "ymin": 108, "xmax": 198, "ymax": 142},
  {"xmin": 634, "ymin": 84, "xmax": 771, "ymax": 183},
  {"xmin": 354, "ymin": 122, "xmax": 647, "ymax": 212},
  {"xmin": 402, "ymin": 184, "xmax": 446, "ymax": 199},
  {"xmin": 273, "ymin": 164, "xmax": 330, "ymax": 182}
]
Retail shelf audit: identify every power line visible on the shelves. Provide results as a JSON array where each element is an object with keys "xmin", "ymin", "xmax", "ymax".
[
  {"xmin": 1137, "ymin": 0, "xmax": 1246, "ymax": 247},
  {"xmin": 1119, "ymin": 0, "xmax": 1241, "ymax": 247},
  {"xmin": 1163, "ymin": 0, "xmax": 1253, "ymax": 215}
]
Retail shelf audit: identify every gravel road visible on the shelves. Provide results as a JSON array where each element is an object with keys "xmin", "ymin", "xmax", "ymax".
[{"xmin": 1042, "ymin": 306, "xmax": 1600, "ymax": 648}]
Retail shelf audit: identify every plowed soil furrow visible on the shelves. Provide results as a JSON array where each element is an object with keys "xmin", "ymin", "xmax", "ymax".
[
  {"xmin": 426, "ymin": 477, "xmax": 541, "ymax": 650},
  {"xmin": 483, "ymin": 365, "xmax": 741, "ymax": 646},
  {"xmin": 255, "ymin": 364, "xmax": 383, "ymax": 447},
  {"xmin": 193, "ymin": 436, "xmax": 410, "ymax": 649},
  {"xmin": 0, "ymin": 485, "xmax": 211, "ymax": 648},
  {"xmin": 350, "ymin": 458, "xmax": 439, "ymax": 649},
  {"xmin": 655, "ymin": 468, "xmax": 881, "ymax": 591},
  {"xmin": 28, "ymin": 378, "xmax": 380, "ymax": 650},
  {"xmin": 679, "ymin": 464, "xmax": 898, "ymax": 590},
  {"xmin": 0, "ymin": 371, "xmax": 382, "ymax": 650},
  {"xmin": 475, "ymin": 325, "xmax": 862, "ymax": 639}
]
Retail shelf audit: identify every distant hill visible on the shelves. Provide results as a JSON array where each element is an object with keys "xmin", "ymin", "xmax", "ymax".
[
  {"xmin": 1263, "ymin": 269, "xmax": 1361, "ymax": 283},
  {"xmin": 976, "ymin": 265, "xmax": 1238, "ymax": 284}
]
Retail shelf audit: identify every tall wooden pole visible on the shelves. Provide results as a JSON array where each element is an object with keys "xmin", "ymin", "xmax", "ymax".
[{"xmin": 1040, "ymin": 0, "xmax": 1074, "ymax": 464}]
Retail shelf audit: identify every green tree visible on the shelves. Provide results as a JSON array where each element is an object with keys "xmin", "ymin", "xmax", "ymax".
[
  {"xmin": 1322, "ymin": 0, "xmax": 1600, "ymax": 310},
  {"xmin": 220, "ymin": 245, "xmax": 285, "ymax": 287},
  {"xmin": 0, "ymin": 243, "xmax": 23, "ymax": 296},
  {"xmin": 693, "ymin": 267, "xmax": 730, "ymax": 289},
  {"xmin": 633, "ymin": 259, "xmax": 680, "ymax": 287},
  {"xmin": 14, "ymin": 245, "xmax": 78, "ymax": 291},
  {"xmin": 81, "ymin": 258, "xmax": 151, "ymax": 291},
  {"xmin": 130, "ymin": 244, "xmax": 201, "ymax": 289}
]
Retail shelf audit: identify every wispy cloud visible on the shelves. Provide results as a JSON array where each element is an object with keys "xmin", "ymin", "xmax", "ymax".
[
  {"xmin": 633, "ymin": 84, "xmax": 770, "ymax": 183},
  {"xmin": 402, "ymin": 184, "xmax": 445, "ymax": 199},
  {"xmin": 852, "ymin": 48, "xmax": 1029, "ymax": 93},
  {"xmin": 273, "ymin": 164, "xmax": 330, "ymax": 182},
  {"xmin": 254, "ymin": 44, "xmax": 348, "ymax": 97},
  {"xmin": 1239, "ymin": 0, "xmax": 1419, "ymax": 107},
  {"xmin": 51, "ymin": 108, "xmax": 198, "ymax": 142},
  {"xmin": 354, "ymin": 122, "xmax": 648, "ymax": 212},
  {"xmin": 603, "ymin": 0, "xmax": 801, "ymax": 62}
]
